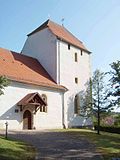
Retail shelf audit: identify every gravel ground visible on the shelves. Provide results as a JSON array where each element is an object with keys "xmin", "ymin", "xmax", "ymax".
[{"xmin": 0, "ymin": 130, "xmax": 103, "ymax": 160}]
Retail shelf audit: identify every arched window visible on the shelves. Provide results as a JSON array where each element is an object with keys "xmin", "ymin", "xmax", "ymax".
[{"xmin": 74, "ymin": 94, "xmax": 80, "ymax": 114}]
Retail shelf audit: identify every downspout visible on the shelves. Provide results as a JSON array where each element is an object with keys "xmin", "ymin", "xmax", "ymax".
[
  {"xmin": 57, "ymin": 39, "xmax": 60, "ymax": 84},
  {"xmin": 58, "ymin": 40, "xmax": 65, "ymax": 128}
]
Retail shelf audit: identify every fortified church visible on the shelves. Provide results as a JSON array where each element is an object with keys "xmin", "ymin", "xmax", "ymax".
[{"xmin": 0, "ymin": 20, "xmax": 92, "ymax": 130}]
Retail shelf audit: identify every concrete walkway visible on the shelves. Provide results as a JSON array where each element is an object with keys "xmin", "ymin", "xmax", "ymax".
[{"xmin": 0, "ymin": 130, "xmax": 103, "ymax": 160}]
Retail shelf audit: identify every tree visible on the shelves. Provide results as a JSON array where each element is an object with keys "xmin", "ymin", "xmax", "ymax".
[
  {"xmin": 92, "ymin": 69, "xmax": 110, "ymax": 134},
  {"xmin": 80, "ymin": 79, "xmax": 93, "ymax": 118},
  {"xmin": 0, "ymin": 76, "xmax": 9, "ymax": 95},
  {"xmin": 108, "ymin": 60, "xmax": 120, "ymax": 108},
  {"xmin": 114, "ymin": 113, "xmax": 120, "ymax": 126}
]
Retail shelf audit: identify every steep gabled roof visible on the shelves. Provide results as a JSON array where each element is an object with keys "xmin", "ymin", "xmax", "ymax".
[
  {"xmin": 17, "ymin": 92, "xmax": 47, "ymax": 106},
  {"xmin": 0, "ymin": 47, "xmax": 66, "ymax": 91},
  {"xmin": 28, "ymin": 19, "xmax": 91, "ymax": 53}
]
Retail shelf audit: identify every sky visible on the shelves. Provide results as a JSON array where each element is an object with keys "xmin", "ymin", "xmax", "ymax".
[
  {"xmin": 0, "ymin": 0, "xmax": 120, "ymax": 72},
  {"xmin": 0, "ymin": 0, "xmax": 120, "ymax": 112}
]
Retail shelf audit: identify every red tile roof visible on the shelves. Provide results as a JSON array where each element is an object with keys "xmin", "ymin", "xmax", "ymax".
[
  {"xmin": 0, "ymin": 48, "xmax": 66, "ymax": 91},
  {"xmin": 28, "ymin": 20, "xmax": 91, "ymax": 53}
]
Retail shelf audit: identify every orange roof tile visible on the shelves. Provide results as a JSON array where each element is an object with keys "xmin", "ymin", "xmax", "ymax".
[
  {"xmin": 17, "ymin": 92, "xmax": 47, "ymax": 106},
  {"xmin": 0, "ymin": 48, "xmax": 66, "ymax": 91},
  {"xmin": 28, "ymin": 20, "xmax": 91, "ymax": 53}
]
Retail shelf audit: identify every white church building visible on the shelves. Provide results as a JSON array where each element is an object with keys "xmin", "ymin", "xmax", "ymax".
[{"xmin": 0, "ymin": 19, "xmax": 92, "ymax": 130}]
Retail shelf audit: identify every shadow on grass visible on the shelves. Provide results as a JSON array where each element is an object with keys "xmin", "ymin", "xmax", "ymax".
[
  {"xmin": 0, "ymin": 137, "xmax": 35, "ymax": 160},
  {"xmin": 65, "ymin": 129, "xmax": 120, "ymax": 160}
]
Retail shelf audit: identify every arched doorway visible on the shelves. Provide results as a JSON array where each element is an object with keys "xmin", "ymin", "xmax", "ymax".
[{"xmin": 23, "ymin": 110, "xmax": 32, "ymax": 129}]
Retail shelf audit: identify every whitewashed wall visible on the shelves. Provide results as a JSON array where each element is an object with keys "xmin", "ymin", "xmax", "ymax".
[
  {"xmin": 57, "ymin": 40, "xmax": 92, "ymax": 128},
  {"xmin": 21, "ymin": 27, "xmax": 92, "ymax": 128},
  {"xmin": 0, "ymin": 81, "xmax": 63, "ymax": 130},
  {"xmin": 58, "ymin": 40, "xmax": 91, "ymax": 89},
  {"xmin": 22, "ymin": 28, "xmax": 57, "ymax": 83}
]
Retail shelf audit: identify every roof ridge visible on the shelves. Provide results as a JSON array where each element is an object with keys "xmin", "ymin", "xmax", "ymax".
[
  {"xmin": 46, "ymin": 20, "xmax": 90, "ymax": 52},
  {"xmin": 48, "ymin": 20, "xmax": 83, "ymax": 44},
  {"xmin": 26, "ymin": 19, "xmax": 90, "ymax": 52},
  {"xmin": 48, "ymin": 19, "xmax": 62, "ymax": 28},
  {"xmin": 27, "ymin": 19, "xmax": 49, "ymax": 36}
]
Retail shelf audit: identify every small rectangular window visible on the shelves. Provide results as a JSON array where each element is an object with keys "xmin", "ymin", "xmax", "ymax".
[
  {"xmin": 40, "ymin": 106, "xmax": 47, "ymax": 112},
  {"xmin": 75, "ymin": 53, "xmax": 78, "ymax": 62},
  {"xmin": 40, "ymin": 106, "xmax": 43, "ymax": 112},
  {"xmin": 68, "ymin": 44, "xmax": 70, "ymax": 50},
  {"xmin": 75, "ymin": 77, "xmax": 78, "ymax": 84},
  {"xmin": 20, "ymin": 106, "xmax": 23, "ymax": 112},
  {"xmin": 45, "ymin": 106, "xmax": 47, "ymax": 113},
  {"xmin": 81, "ymin": 50, "xmax": 83, "ymax": 56},
  {"xmin": 43, "ymin": 106, "xmax": 46, "ymax": 112},
  {"xmin": 15, "ymin": 109, "xmax": 19, "ymax": 113}
]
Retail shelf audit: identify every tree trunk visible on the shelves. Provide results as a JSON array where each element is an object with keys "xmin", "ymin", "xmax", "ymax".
[
  {"xmin": 97, "ymin": 82, "xmax": 100, "ymax": 135},
  {"xmin": 97, "ymin": 104, "xmax": 100, "ymax": 134}
]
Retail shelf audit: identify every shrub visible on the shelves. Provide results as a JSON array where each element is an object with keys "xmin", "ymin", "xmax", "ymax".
[{"xmin": 94, "ymin": 125, "xmax": 120, "ymax": 134}]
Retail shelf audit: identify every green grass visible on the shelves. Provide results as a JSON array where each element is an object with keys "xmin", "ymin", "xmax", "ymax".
[
  {"xmin": 54, "ymin": 129, "xmax": 120, "ymax": 160},
  {"xmin": 0, "ymin": 136, "xmax": 36, "ymax": 160}
]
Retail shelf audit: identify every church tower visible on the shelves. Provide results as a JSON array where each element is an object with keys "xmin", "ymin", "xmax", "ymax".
[{"xmin": 22, "ymin": 19, "xmax": 92, "ymax": 128}]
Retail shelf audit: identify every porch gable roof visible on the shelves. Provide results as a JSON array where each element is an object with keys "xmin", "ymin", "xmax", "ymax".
[{"xmin": 17, "ymin": 92, "xmax": 47, "ymax": 106}]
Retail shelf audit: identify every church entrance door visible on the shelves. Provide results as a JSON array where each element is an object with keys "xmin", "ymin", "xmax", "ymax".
[{"xmin": 23, "ymin": 110, "xmax": 32, "ymax": 129}]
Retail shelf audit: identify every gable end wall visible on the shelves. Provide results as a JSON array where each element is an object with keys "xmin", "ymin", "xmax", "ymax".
[{"xmin": 22, "ymin": 28, "xmax": 57, "ymax": 83}]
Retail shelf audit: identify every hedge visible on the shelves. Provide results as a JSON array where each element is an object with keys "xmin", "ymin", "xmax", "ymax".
[{"xmin": 94, "ymin": 125, "xmax": 120, "ymax": 134}]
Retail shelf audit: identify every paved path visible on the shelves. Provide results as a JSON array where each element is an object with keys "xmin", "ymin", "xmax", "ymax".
[{"xmin": 0, "ymin": 130, "xmax": 103, "ymax": 160}]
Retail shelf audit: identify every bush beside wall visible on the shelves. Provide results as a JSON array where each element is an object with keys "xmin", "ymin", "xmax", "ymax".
[{"xmin": 94, "ymin": 125, "xmax": 120, "ymax": 134}]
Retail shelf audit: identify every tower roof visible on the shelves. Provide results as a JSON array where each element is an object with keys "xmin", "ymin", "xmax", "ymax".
[{"xmin": 28, "ymin": 19, "xmax": 91, "ymax": 53}]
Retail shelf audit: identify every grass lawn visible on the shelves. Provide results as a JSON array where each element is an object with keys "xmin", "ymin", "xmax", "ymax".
[
  {"xmin": 0, "ymin": 136, "xmax": 36, "ymax": 160},
  {"xmin": 58, "ymin": 129, "xmax": 120, "ymax": 160}
]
